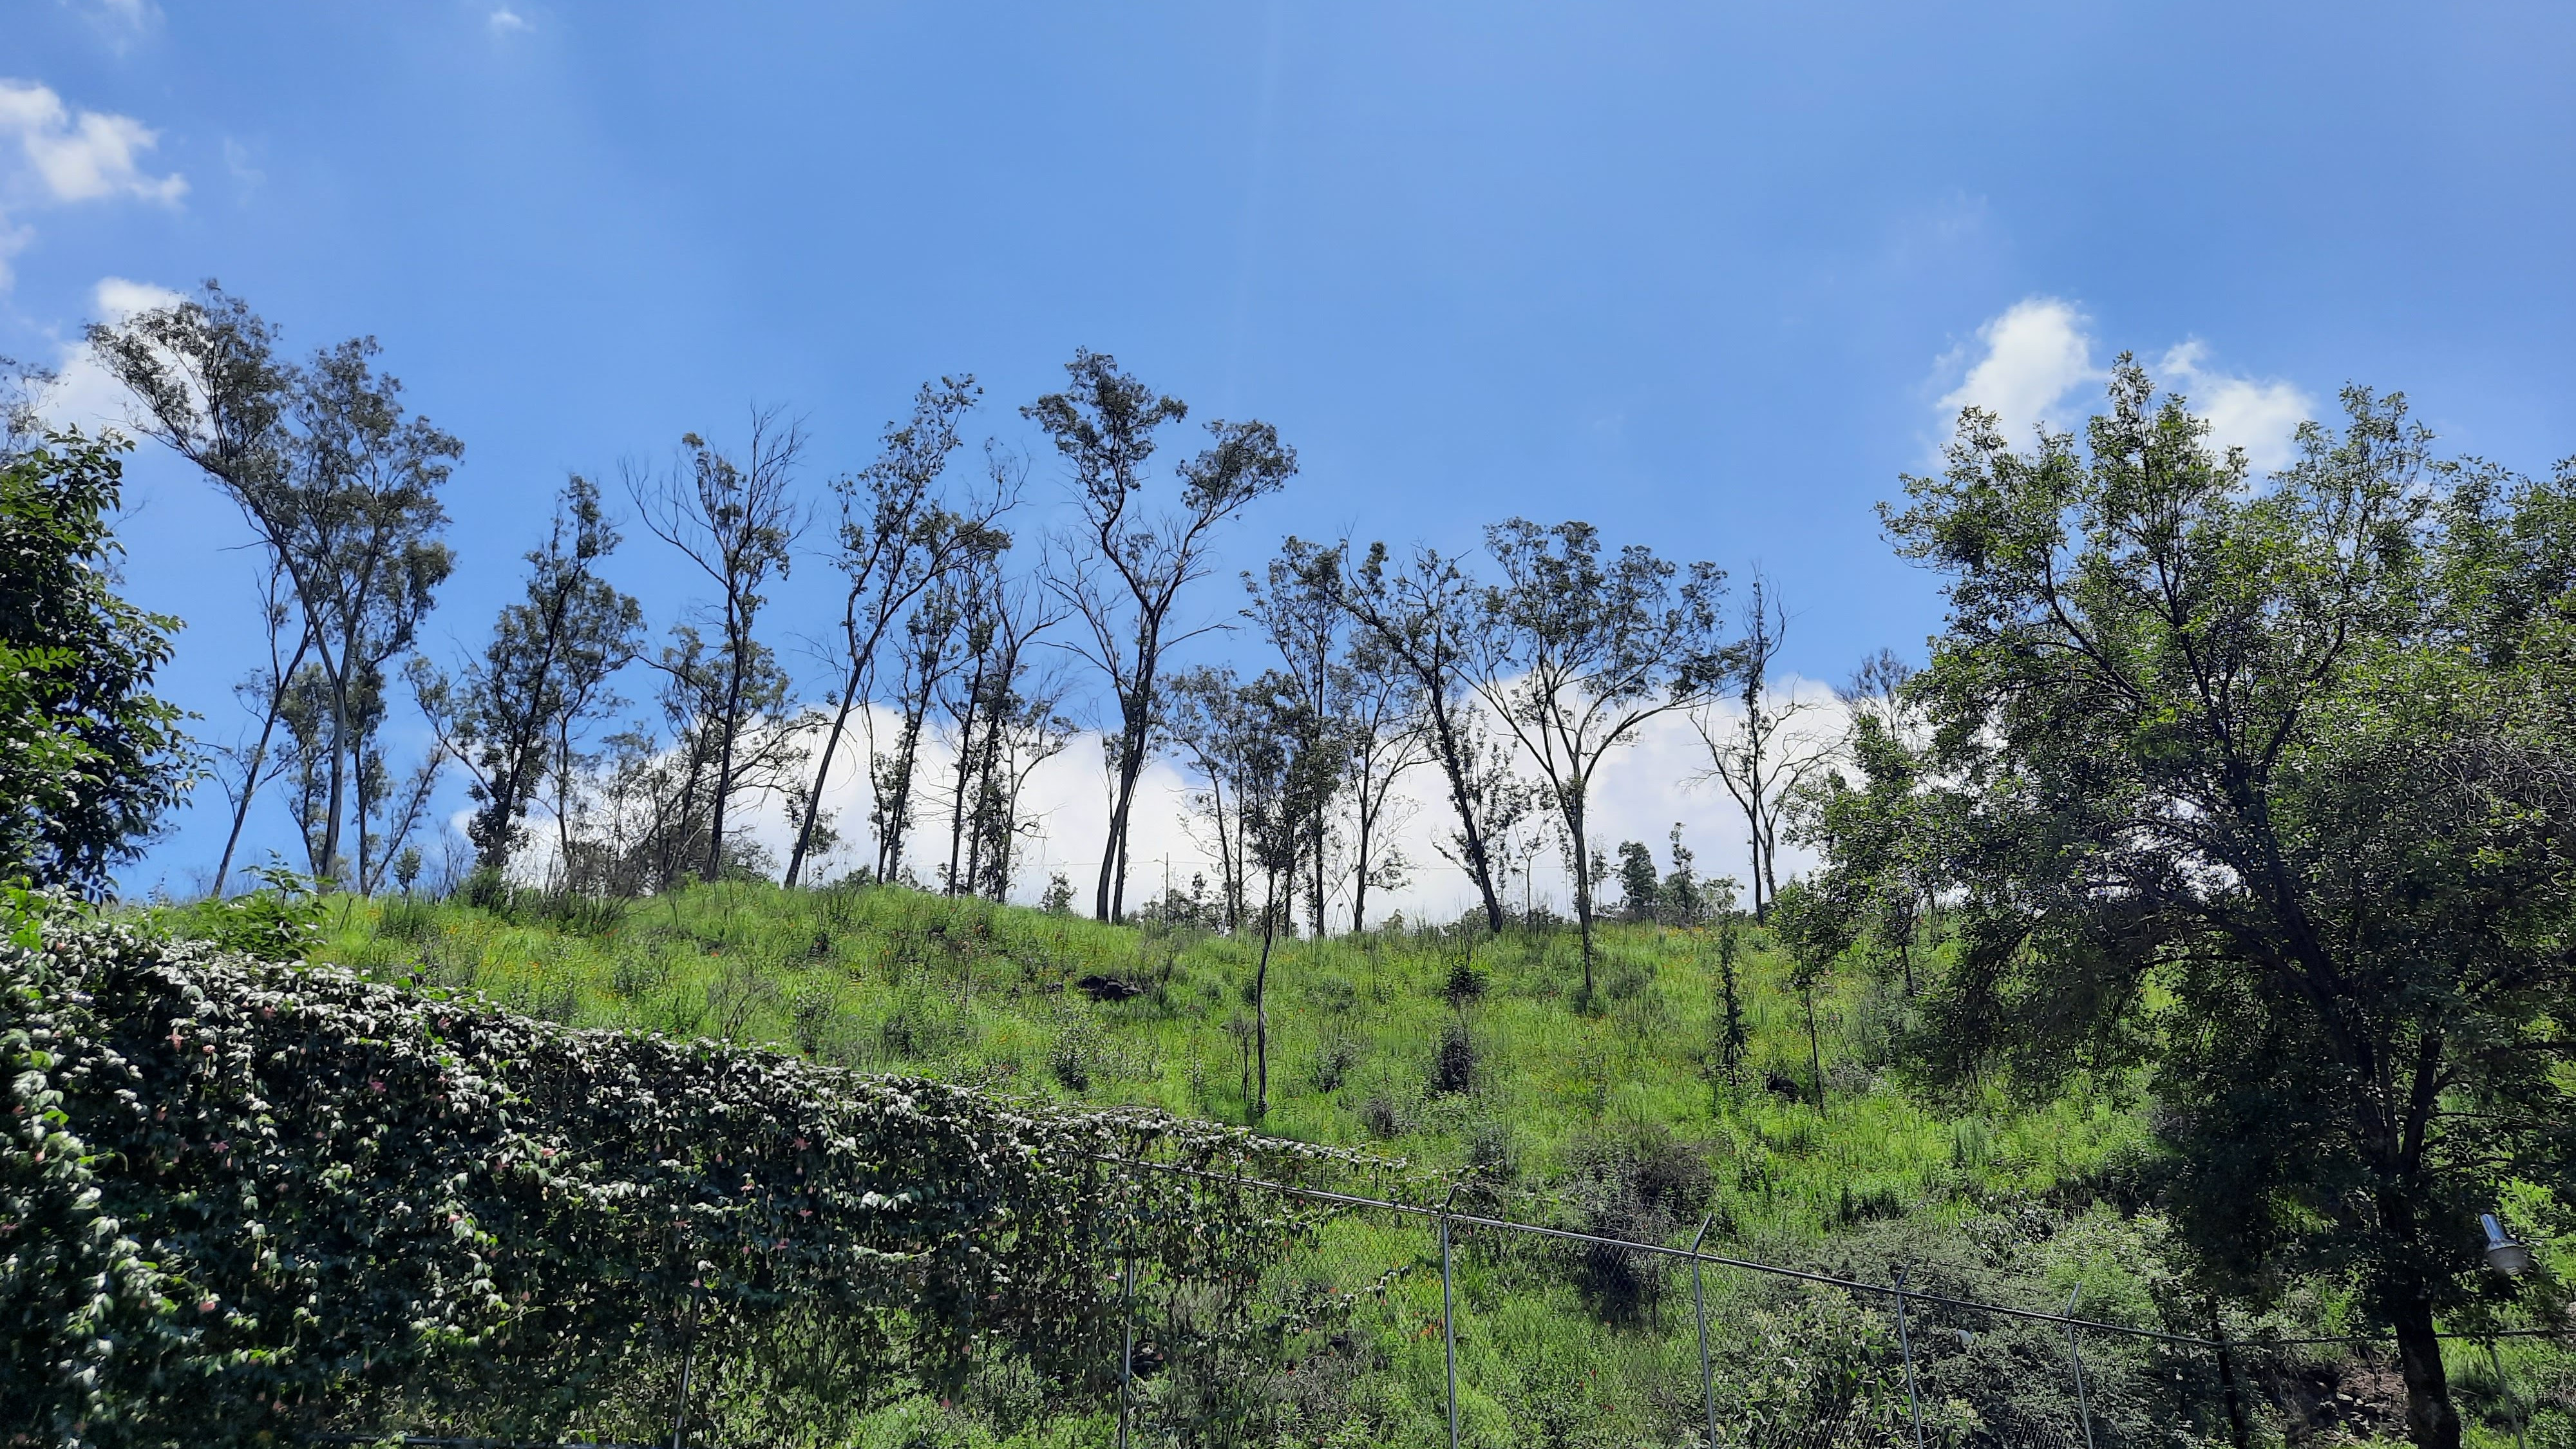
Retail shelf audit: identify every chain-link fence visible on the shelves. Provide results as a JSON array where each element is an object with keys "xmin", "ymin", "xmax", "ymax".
[
  {"xmin": 323, "ymin": 1155, "xmax": 2564, "ymax": 1448},
  {"xmin": 1045, "ymin": 1158, "xmax": 2561, "ymax": 1449}
]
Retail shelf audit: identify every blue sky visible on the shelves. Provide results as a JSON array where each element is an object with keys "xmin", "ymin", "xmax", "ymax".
[{"xmin": 7, "ymin": 1, "xmax": 2572, "ymax": 900}]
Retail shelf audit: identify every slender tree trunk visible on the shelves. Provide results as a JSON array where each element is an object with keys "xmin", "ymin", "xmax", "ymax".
[
  {"xmin": 1350, "ymin": 799, "xmax": 1372, "ymax": 936},
  {"xmin": 213, "ymin": 629, "xmax": 311, "ymax": 897},
  {"xmin": 323, "ymin": 672, "xmax": 349, "ymax": 886},
  {"xmin": 1566, "ymin": 788, "xmax": 1595, "ymax": 994},
  {"xmin": 943, "ymin": 659, "xmax": 987, "ymax": 894},
  {"xmin": 1424, "ymin": 697, "xmax": 1505, "ymax": 933},
  {"xmin": 1804, "ymin": 979, "xmax": 1826, "ymax": 1113},
  {"xmin": 707, "ymin": 603, "xmax": 749, "ymax": 882},
  {"xmin": 784, "ymin": 685, "xmax": 858, "ymax": 887},
  {"xmin": 1254, "ymin": 868, "xmax": 1277, "ymax": 1119},
  {"xmin": 1092, "ymin": 639, "xmax": 1160, "ymax": 923}
]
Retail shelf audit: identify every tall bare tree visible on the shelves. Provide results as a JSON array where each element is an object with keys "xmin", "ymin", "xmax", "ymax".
[
  {"xmin": 629, "ymin": 412, "xmax": 806, "ymax": 882},
  {"xmin": 1027, "ymin": 349, "xmax": 1295, "ymax": 922},
  {"xmin": 1246, "ymin": 538, "xmax": 1351, "ymax": 935},
  {"xmin": 1340, "ymin": 541, "xmax": 1511, "ymax": 933},
  {"xmin": 1473, "ymin": 519, "xmax": 1727, "ymax": 989},
  {"xmin": 783, "ymin": 378, "xmax": 1012, "ymax": 886},
  {"xmin": 415, "ymin": 475, "xmax": 643, "ymax": 878},
  {"xmin": 205, "ymin": 560, "xmax": 310, "ymax": 896},
  {"xmin": 938, "ymin": 565, "xmax": 1070, "ymax": 898},
  {"xmin": 1693, "ymin": 573, "xmax": 1836, "ymax": 922},
  {"xmin": 1338, "ymin": 621, "xmax": 1428, "ymax": 934},
  {"xmin": 1162, "ymin": 665, "xmax": 1253, "ymax": 931}
]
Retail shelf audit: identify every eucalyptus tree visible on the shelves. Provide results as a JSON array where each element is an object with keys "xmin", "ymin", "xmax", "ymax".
[
  {"xmin": 278, "ymin": 337, "xmax": 459, "ymax": 890},
  {"xmin": 1338, "ymin": 540, "xmax": 1511, "ymax": 933},
  {"xmin": 1337, "ymin": 623, "xmax": 1429, "ymax": 934},
  {"xmin": 1026, "ymin": 350, "xmax": 1296, "ymax": 921},
  {"xmin": 936, "ymin": 562, "xmax": 1068, "ymax": 898},
  {"xmin": 1160, "ymin": 665, "xmax": 1253, "ymax": 930},
  {"xmin": 869, "ymin": 580, "xmax": 965, "ymax": 884},
  {"xmin": 1245, "ymin": 537, "xmax": 1351, "ymax": 934},
  {"xmin": 956, "ymin": 578, "xmax": 1074, "ymax": 901},
  {"xmin": 782, "ymin": 377, "xmax": 1013, "ymax": 887},
  {"xmin": 1693, "ymin": 573, "xmax": 1836, "ymax": 922},
  {"xmin": 1875, "ymin": 359, "xmax": 2576, "ymax": 1449},
  {"xmin": 1472, "ymin": 519, "xmax": 1727, "ymax": 989},
  {"xmin": 91, "ymin": 289, "xmax": 459, "ymax": 887},
  {"xmin": 205, "ymin": 560, "xmax": 308, "ymax": 896},
  {"xmin": 629, "ymin": 412, "xmax": 806, "ymax": 882},
  {"xmin": 1232, "ymin": 670, "xmax": 1340, "ymax": 1118},
  {"xmin": 415, "ymin": 475, "xmax": 643, "ymax": 878}
]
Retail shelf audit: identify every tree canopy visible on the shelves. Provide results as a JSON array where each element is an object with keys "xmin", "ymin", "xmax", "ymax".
[
  {"xmin": 0, "ymin": 431, "xmax": 194, "ymax": 896},
  {"xmin": 1873, "ymin": 359, "xmax": 2576, "ymax": 1449}
]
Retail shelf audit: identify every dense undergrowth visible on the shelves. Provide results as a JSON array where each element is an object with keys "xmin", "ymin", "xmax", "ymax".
[{"xmin": 79, "ymin": 876, "xmax": 2570, "ymax": 1448}]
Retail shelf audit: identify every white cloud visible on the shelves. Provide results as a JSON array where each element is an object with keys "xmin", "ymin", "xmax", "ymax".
[
  {"xmin": 2156, "ymin": 341, "xmax": 2314, "ymax": 474},
  {"xmin": 0, "ymin": 80, "xmax": 184, "ymax": 292},
  {"xmin": 488, "ymin": 8, "xmax": 530, "ymax": 34},
  {"xmin": 0, "ymin": 80, "xmax": 186, "ymax": 204},
  {"xmin": 1935, "ymin": 296, "xmax": 2099, "ymax": 443},
  {"xmin": 1935, "ymin": 302, "xmax": 2318, "ymax": 474},
  {"xmin": 38, "ymin": 274, "xmax": 186, "ymax": 433},
  {"xmin": 686, "ymin": 681, "xmax": 1852, "ymax": 929}
]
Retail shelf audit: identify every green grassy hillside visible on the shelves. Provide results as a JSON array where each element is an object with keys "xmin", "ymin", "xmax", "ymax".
[{"xmin": 164, "ymin": 877, "xmax": 2560, "ymax": 1448}]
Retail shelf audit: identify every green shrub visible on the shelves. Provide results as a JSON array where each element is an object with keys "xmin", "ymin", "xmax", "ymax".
[
  {"xmin": 0, "ymin": 891, "xmax": 1358, "ymax": 1448},
  {"xmin": 181, "ymin": 862, "xmax": 326, "ymax": 961}
]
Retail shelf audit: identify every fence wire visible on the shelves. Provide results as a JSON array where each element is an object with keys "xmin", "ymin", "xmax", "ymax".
[{"xmin": 320, "ymin": 1153, "xmax": 2564, "ymax": 1449}]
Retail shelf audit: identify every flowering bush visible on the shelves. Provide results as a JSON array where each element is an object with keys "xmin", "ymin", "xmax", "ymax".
[{"xmin": 2, "ymin": 889, "xmax": 1350, "ymax": 1447}]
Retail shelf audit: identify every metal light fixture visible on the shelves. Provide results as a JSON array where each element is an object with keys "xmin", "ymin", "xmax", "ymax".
[{"xmin": 2483, "ymin": 1213, "xmax": 2534, "ymax": 1277}]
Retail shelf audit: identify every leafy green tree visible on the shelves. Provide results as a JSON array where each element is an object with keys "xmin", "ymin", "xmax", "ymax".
[
  {"xmin": 1770, "ymin": 877, "xmax": 1847, "ymax": 1112},
  {"xmin": 1789, "ymin": 671, "xmax": 1935, "ymax": 996},
  {"xmin": 1027, "ymin": 350, "xmax": 1296, "ymax": 921},
  {"xmin": 1473, "ymin": 518, "xmax": 1727, "ymax": 990},
  {"xmin": 0, "ymin": 431, "xmax": 194, "ymax": 895},
  {"xmin": 1875, "ymin": 358, "xmax": 2576, "ymax": 1449},
  {"xmin": 1614, "ymin": 839, "xmax": 1661, "ymax": 922},
  {"xmin": 91, "ymin": 286, "xmax": 458, "ymax": 889}
]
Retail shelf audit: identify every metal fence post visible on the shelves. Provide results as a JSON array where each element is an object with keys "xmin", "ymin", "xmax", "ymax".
[
  {"xmin": 1691, "ymin": 1215, "xmax": 1718, "ymax": 1449},
  {"xmin": 2064, "ymin": 1286, "xmax": 2097, "ymax": 1449},
  {"xmin": 1892, "ymin": 1265, "xmax": 1926, "ymax": 1449},
  {"xmin": 1117, "ymin": 1215, "xmax": 1138, "ymax": 1449},
  {"xmin": 1441, "ymin": 1186, "xmax": 1462, "ymax": 1449},
  {"xmin": 2488, "ymin": 1340, "xmax": 2528, "ymax": 1449}
]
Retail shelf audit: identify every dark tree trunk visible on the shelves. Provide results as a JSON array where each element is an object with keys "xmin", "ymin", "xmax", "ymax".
[{"xmin": 2393, "ymin": 1296, "xmax": 2459, "ymax": 1449}]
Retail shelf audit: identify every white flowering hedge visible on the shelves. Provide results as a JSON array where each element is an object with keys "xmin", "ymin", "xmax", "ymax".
[{"xmin": 2, "ymin": 891, "xmax": 1353, "ymax": 1448}]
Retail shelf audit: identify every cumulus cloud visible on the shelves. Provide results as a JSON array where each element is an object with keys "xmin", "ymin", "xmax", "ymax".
[
  {"xmin": 690, "ymin": 681, "xmax": 1849, "ymax": 929},
  {"xmin": 488, "ymin": 8, "xmax": 530, "ymax": 34},
  {"xmin": 2156, "ymin": 341, "xmax": 2314, "ymax": 474},
  {"xmin": 0, "ymin": 80, "xmax": 186, "ymax": 204},
  {"xmin": 0, "ymin": 80, "xmax": 184, "ymax": 290},
  {"xmin": 1936, "ymin": 300, "xmax": 2316, "ymax": 474},
  {"xmin": 1935, "ymin": 297, "xmax": 2099, "ymax": 444},
  {"xmin": 38, "ymin": 274, "xmax": 186, "ymax": 433}
]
